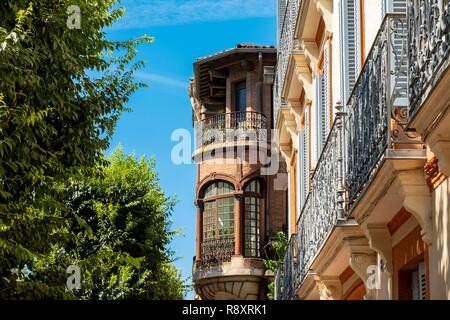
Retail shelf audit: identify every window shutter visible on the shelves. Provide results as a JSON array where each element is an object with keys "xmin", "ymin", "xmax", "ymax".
[
  {"xmin": 412, "ymin": 261, "xmax": 427, "ymax": 300},
  {"xmin": 315, "ymin": 42, "xmax": 331, "ymax": 160},
  {"xmin": 314, "ymin": 75, "xmax": 322, "ymax": 162},
  {"xmin": 419, "ymin": 262, "xmax": 427, "ymax": 300},
  {"xmin": 387, "ymin": 0, "xmax": 408, "ymax": 107},
  {"xmin": 300, "ymin": 108, "xmax": 309, "ymax": 210},
  {"xmin": 383, "ymin": 0, "xmax": 407, "ymax": 15},
  {"xmin": 340, "ymin": 0, "xmax": 360, "ymax": 102},
  {"xmin": 322, "ymin": 42, "xmax": 331, "ymax": 145}
]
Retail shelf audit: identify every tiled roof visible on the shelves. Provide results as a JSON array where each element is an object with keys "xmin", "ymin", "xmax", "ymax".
[
  {"xmin": 236, "ymin": 44, "xmax": 275, "ymax": 49},
  {"xmin": 197, "ymin": 44, "xmax": 276, "ymax": 62}
]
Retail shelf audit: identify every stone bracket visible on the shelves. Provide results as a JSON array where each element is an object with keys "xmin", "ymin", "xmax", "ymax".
[
  {"xmin": 344, "ymin": 236, "xmax": 378, "ymax": 300},
  {"xmin": 364, "ymin": 224, "xmax": 393, "ymax": 275},
  {"xmin": 428, "ymin": 138, "xmax": 450, "ymax": 177},
  {"xmin": 313, "ymin": 275, "xmax": 343, "ymax": 300},
  {"xmin": 395, "ymin": 169, "xmax": 433, "ymax": 245}
]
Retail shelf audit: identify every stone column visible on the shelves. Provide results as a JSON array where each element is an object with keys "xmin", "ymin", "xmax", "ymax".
[
  {"xmin": 234, "ymin": 193, "xmax": 243, "ymax": 256},
  {"xmin": 195, "ymin": 200, "xmax": 203, "ymax": 264}
]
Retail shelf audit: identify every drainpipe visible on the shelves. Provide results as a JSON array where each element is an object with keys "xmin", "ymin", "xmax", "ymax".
[{"xmin": 257, "ymin": 52, "xmax": 264, "ymax": 114}]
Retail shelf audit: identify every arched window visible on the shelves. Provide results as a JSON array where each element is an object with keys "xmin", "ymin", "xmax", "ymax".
[
  {"xmin": 244, "ymin": 180, "xmax": 262, "ymax": 257},
  {"xmin": 202, "ymin": 181, "xmax": 235, "ymax": 241}
]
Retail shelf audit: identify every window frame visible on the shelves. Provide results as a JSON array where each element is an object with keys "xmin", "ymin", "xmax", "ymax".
[
  {"xmin": 201, "ymin": 181, "xmax": 235, "ymax": 242},
  {"xmin": 243, "ymin": 179, "xmax": 264, "ymax": 257},
  {"xmin": 234, "ymin": 80, "xmax": 247, "ymax": 113}
]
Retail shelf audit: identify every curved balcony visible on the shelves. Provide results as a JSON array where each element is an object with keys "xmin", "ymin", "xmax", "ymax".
[
  {"xmin": 194, "ymin": 111, "xmax": 268, "ymax": 154},
  {"xmin": 193, "ymin": 237, "xmax": 267, "ymax": 300},
  {"xmin": 200, "ymin": 238, "xmax": 235, "ymax": 266}
]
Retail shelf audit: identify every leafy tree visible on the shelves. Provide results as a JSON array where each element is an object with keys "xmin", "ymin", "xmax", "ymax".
[
  {"xmin": 63, "ymin": 148, "xmax": 184, "ymax": 300},
  {"xmin": 263, "ymin": 231, "xmax": 288, "ymax": 300},
  {"xmin": 0, "ymin": 1, "xmax": 152, "ymax": 298}
]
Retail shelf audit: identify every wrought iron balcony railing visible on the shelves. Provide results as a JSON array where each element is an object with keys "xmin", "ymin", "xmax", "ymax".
[
  {"xmin": 274, "ymin": 0, "xmax": 301, "ymax": 119},
  {"xmin": 275, "ymin": 234, "xmax": 298, "ymax": 300},
  {"xmin": 408, "ymin": 0, "xmax": 450, "ymax": 121},
  {"xmin": 276, "ymin": 14, "xmax": 414, "ymax": 300},
  {"xmin": 346, "ymin": 13, "xmax": 409, "ymax": 210},
  {"xmin": 296, "ymin": 111, "xmax": 347, "ymax": 287},
  {"xmin": 200, "ymin": 238, "xmax": 235, "ymax": 266},
  {"xmin": 195, "ymin": 111, "xmax": 267, "ymax": 149}
]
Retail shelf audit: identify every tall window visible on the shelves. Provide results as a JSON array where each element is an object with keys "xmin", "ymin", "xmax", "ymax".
[
  {"xmin": 244, "ymin": 180, "xmax": 262, "ymax": 257},
  {"xmin": 202, "ymin": 181, "xmax": 235, "ymax": 241},
  {"xmin": 299, "ymin": 107, "xmax": 310, "ymax": 210},
  {"xmin": 235, "ymin": 80, "xmax": 247, "ymax": 113},
  {"xmin": 315, "ymin": 41, "xmax": 331, "ymax": 160},
  {"xmin": 340, "ymin": 0, "xmax": 361, "ymax": 101}
]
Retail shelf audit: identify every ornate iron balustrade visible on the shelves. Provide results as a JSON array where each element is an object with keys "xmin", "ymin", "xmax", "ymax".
[
  {"xmin": 295, "ymin": 112, "xmax": 347, "ymax": 289},
  {"xmin": 276, "ymin": 234, "xmax": 298, "ymax": 300},
  {"xmin": 275, "ymin": 14, "xmax": 412, "ymax": 300},
  {"xmin": 274, "ymin": 0, "xmax": 301, "ymax": 119},
  {"xmin": 201, "ymin": 238, "xmax": 235, "ymax": 266},
  {"xmin": 195, "ymin": 111, "xmax": 267, "ymax": 148},
  {"xmin": 346, "ymin": 14, "xmax": 409, "ymax": 210},
  {"xmin": 274, "ymin": 264, "xmax": 284, "ymax": 301},
  {"xmin": 408, "ymin": 0, "xmax": 450, "ymax": 121}
]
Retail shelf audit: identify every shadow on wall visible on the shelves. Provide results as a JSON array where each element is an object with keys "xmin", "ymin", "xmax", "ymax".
[{"xmin": 433, "ymin": 179, "xmax": 450, "ymax": 299}]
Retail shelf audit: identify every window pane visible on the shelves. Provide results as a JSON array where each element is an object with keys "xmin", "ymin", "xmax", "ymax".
[
  {"xmin": 218, "ymin": 197, "xmax": 234, "ymax": 239},
  {"xmin": 235, "ymin": 81, "xmax": 247, "ymax": 113},
  {"xmin": 203, "ymin": 201, "xmax": 216, "ymax": 241},
  {"xmin": 244, "ymin": 180, "xmax": 261, "ymax": 193},
  {"xmin": 244, "ymin": 196, "xmax": 260, "ymax": 257},
  {"xmin": 203, "ymin": 181, "xmax": 235, "ymax": 199}
]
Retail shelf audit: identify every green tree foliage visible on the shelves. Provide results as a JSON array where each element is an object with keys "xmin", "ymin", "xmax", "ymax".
[
  {"xmin": 0, "ymin": 1, "xmax": 184, "ymax": 299},
  {"xmin": 64, "ymin": 148, "xmax": 184, "ymax": 300},
  {"xmin": 263, "ymin": 231, "xmax": 288, "ymax": 300}
]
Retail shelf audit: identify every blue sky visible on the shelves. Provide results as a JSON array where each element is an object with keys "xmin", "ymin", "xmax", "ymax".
[{"xmin": 105, "ymin": 0, "xmax": 277, "ymax": 299}]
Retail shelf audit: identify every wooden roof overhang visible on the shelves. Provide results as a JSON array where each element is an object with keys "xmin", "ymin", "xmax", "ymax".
[{"xmin": 193, "ymin": 48, "xmax": 277, "ymax": 106}]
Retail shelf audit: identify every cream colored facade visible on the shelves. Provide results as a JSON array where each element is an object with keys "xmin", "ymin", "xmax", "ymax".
[{"xmin": 275, "ymin": 0, "xmax": 450, "ymax": 300}]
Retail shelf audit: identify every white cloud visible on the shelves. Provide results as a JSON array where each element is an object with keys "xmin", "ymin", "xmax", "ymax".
[
  {"xmin": 135, "ymin": 71, "xmax": 188, "ymax": 89},
  {"xmin": 110, "ymin": 0, "xmax": 277, "ymax": 29}
]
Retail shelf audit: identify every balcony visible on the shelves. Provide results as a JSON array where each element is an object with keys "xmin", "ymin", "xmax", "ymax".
[
  {"xmin": 296, "ymin": 110, "xmax": 347, "ymax": 287},
  {"xmin": 275, "ymin": 234, "xmax": 298, "ymax": 300},
  {"xmin": 200, "ymin": 238, "xmax": 235, "ymax": 266},
  {"xmin": 346, "ymin": 14, "xmax": 414, "ymax": 209},
  {"xmin": 193, "ymin": 237, "xmax": 267, "ymax": 300},
  {"xmin": 408, "ymin": 0, "xmax": 450, "ymax": 122},
  {"xmin": 275, "ymin": 14, "xmax": 428, "ymax": 299},
  {"xmin": 194, "ymin": 111, "xmax": 267, "ymax": 152},
  {"xmin": 274, "ymin": 0, "xmax": 301, "ymax": 115}
]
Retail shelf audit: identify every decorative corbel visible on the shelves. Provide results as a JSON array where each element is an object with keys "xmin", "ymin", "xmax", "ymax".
[
  {"xmin": 427, "ymin": 135, "xmax": 450, "ymax": 177},
  {"xmin": 364, "ymin": 224, "xmax": 393, "ymax": 275},
  {"xmin": 345, "ymin": 236, "xmax": 378, "ymax": 300},
  {"xmin": 280, "ymin": 143, "xmax": 293, "ymax": 172},
  {"xmin": 313, "ymin": 275, "xmax": 343, "ymax": 300},
  {"xmin": 395, "ymin": 169, "xmax": 433, "ymax": 245},
  {"xmin": 288, "ymin": 100, "xmax": 303, "ymax": 132},
  {"xmin": 314, "ymin": 0, "xmax": 334, "ymax": 33},
  {"xmin": 293, "ymin": 53, "xmax": 313, "ymax": 102},
  {"xmin": 302, "ymin": 40, "xmax": 319, "ymax": 76}
]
